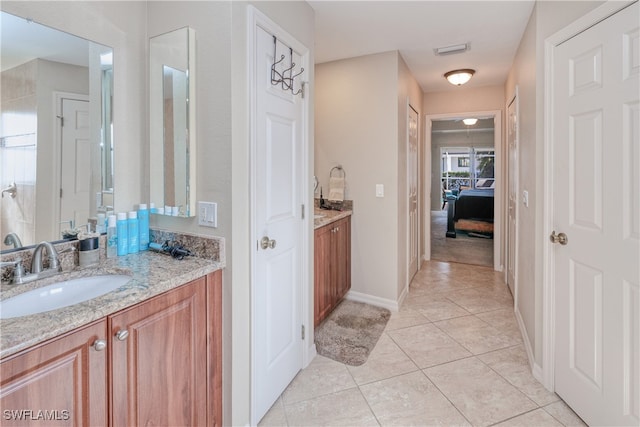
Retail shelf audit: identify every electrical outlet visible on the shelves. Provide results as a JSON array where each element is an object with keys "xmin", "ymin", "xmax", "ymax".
[
  {"xmin": 198, "ymin": 201, "xmax": 217, "ymax": 228},
  {"xmin": 522, "ymin": 190, "xmax": 529, "ymax": 208}
]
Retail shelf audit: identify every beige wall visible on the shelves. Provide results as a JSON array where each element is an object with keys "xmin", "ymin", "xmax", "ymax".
[
  {"xmin": 504, "ymin": 0, "xmax": 603, "ymax": 368},
  {"xmin": 315, "ymin": 51, "xmax": 422, "ymax": 305},
  {"xmin": 316, "ymin": 51, "xmax": 399, "ymax": 303},
  {"xmin": 424, "ymin": 85, "xmax": 505, "ymax": 116}
]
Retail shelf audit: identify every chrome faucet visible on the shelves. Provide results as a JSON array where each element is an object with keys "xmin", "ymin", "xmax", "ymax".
[
  {"xmin": 31, "ymin": 241, "xmax": 61, "ymax": 274},
  {"xmin": 3, "ymin": 232, "xmax": 23, "ymax": 249}
]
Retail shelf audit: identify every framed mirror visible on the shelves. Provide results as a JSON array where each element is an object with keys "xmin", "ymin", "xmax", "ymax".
[
  {"xmin": 149, "ymin": 27, "xmax": 196, "ymax": 217},
  {"xmin": 0, "ymin": 11, "xmax": 114, "ymax": 252}
]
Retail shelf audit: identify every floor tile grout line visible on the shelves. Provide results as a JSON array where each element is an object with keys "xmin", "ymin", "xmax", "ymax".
[
  {"xmin": 419, "ymin": 366, "xmax": 475, "ymax": 427},
  {"xmin": 541, "ymin": 401, "xmax": 581, "ymax": 427}
]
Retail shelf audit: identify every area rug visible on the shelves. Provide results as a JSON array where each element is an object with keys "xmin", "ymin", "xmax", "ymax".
[{"xmin": 314, "ymin": 299, "xmax": 391, "ymax": 366}]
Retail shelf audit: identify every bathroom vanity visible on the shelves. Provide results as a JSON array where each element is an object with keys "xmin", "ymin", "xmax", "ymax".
[
  {"xmin": 314, "ymin": 209, "xmax": 352, "ymax": 326},
  {"xmin": 0, "ymin": 251, "xmax": 223, "ymax": 427}
]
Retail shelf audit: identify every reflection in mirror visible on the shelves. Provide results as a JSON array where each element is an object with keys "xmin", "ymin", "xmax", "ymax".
[
  {"xmin": 150, "ymin": 27, "xmax": 196, "ymax": 217},
  {"xmin": 0, "ymin": 11, "xmax": 114, "ymax": 252},
  {"xmin": 162, "ymin": 66, "xmax": 188, "ymax": 209}
]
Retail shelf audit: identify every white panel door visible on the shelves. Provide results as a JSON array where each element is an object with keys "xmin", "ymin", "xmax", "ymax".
[
  {"xmin": 408, "ymin": 105, "xmax": 419, "ymax": 280},
  {"xmin": 507, "ymin": 94, "xmax": 518, "ymax": 297},
  {"xmin": 60, "ymin": 98, "xmax": 90, "ymax": 236},
  {"xmin": 553, "ymin": 3, "xmax": 639, "ymax": 426},
  {"xmin": 253, "ymin": 26, "xmax": 304, "ymax": 423}
]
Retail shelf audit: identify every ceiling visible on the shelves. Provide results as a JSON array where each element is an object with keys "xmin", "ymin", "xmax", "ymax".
[
  {"xmin": 1, "ymin": 11, "xmax": 91, "ymax": 72},
  {"xmin": 309, "ymin": 0, "xmax": 535, "ymax": 93}
]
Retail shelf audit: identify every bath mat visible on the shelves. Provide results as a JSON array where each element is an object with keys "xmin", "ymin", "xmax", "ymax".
[{"xmin": 314, "ymin": 299, "xmax": 391, "ymax": 366}]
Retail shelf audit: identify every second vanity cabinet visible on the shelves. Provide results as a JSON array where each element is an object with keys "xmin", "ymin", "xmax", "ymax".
[
  {"xmin": 314, "ymin": 216, "xmax": 351, "ymax": 326},
  {"xmin": 0, "ymin": 271, "xmax": 222, "ymax": 427}
]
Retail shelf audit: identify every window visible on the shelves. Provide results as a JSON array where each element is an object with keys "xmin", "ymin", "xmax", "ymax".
[{"xmin": 441, "ymin": 147, "xmax": 495, "ymax": 190}]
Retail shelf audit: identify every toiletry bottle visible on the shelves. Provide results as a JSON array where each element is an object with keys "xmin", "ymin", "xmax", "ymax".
[
  {"xmin": 128, "ymin": 211, "xmax": 139, "ymax": 254},
  {"xmin": 107, "ymin": 214, "xmax": 117, "ymax": 258},
  {"xmin": 116, "ymin": 212, "xmax": 128, "ymax": 256},
  {"xmin": 149, "ymin": 203, "xmax": 157, "ymax": 214},
  {"xmin": 138, "ymin": 203, "xmax": 149, "ymax": 251},
  {"xmin": 96, "ymin": 213, "xmax": 106, "ymax": 234}
]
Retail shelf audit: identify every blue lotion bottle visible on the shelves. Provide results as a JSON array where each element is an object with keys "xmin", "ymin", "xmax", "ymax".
[
  {"xmin": 107, "ymin": 214, "xmax": 117, "ymax": 258},
  {"xmin": 116, "ymin": 212, "xmax": 128, "ymax": 256},
  {"xmin": 138, "ymin": 203, "xmax": 149, "ymax": 251},
  {"xmin": 128, "ymin": 211, "xmax": 139, "ymax": 254}
]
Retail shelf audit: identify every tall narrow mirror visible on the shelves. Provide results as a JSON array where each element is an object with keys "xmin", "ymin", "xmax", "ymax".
[
  {"xmin": 149, "ymin": 27, "xmax": 196, "ymax": 217},
  {"xmin": 0, "ymin": 11, "xmax": 114, "ymax": 252}
]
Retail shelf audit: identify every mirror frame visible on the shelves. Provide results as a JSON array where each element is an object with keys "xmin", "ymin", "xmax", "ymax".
[{"xmin": 149, "ymin": 26, "xmax": 196, "ymax": 218}]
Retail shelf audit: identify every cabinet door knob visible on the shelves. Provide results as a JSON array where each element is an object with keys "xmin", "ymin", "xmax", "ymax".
[
  {"xmin": 92, "ymin": 339, "xmax": 107, "ymax": 351},
  {"xmin": 115, "ymin": 329, "xmax": 129, "ymax": 341}
]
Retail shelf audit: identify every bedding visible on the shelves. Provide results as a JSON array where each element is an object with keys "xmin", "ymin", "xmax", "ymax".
[{"xmin": 453, "ymin": 189, "xmax": 494, "ymax": 222}]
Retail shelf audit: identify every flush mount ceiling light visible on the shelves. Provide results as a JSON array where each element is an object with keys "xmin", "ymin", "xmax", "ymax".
[
  {"xmin": 444, "ymin": 69, "xmax": 475, "ymax": 86},
  {"xmin": 463, "ymin": 118, "xmax": 478, "ymax": 126}
]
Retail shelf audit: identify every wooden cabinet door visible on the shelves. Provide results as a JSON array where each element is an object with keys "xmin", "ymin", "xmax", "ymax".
[
  {"xmin": 0, "ymin": 320, "xmax": 108, "ymax": 427},
  {"xmin": 314, "ymin": 224, "xmax": 332, "ymax": 326},
  {"xmin": 109, "ymin": 277, "xmax": 207, "ymax": 427},
  {"xmin": 334, "ymin": 217, "xmax": 351, "ymax": 301}
]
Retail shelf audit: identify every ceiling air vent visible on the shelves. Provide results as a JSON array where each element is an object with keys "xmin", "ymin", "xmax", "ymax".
[{"xmin": 434, "ymin": 43, "xmax": 470, "ymax": 56}]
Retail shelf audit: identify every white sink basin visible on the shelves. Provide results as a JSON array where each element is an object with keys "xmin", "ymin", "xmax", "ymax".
[{"xmin": 0, "ymin": 274, "xmax": 131, "ymax": 319}]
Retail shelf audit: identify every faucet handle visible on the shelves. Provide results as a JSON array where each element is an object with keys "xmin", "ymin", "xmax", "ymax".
[
  {"xmin": 13, "ymin": 258, "xmax": 26, "ymax": 280},
  {"xmin": 0, "ymin": 258, "xmax": 26, "ymax": 284}
]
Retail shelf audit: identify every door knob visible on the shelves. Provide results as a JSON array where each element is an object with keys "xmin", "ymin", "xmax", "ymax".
[
  {"xmin": 115, "ymin": 329, "xmax": 129, "ymax": 341},
  {"xmin": 260, "ymin": 236, "xmax": 276, "ymax": 250},
  {"xmin": 549, "ymin": 231, "xmax": 568, "ymax": 245},
  {"xmin": 92, "ymin": 339, "xmax": 107, "ymax": 351}
]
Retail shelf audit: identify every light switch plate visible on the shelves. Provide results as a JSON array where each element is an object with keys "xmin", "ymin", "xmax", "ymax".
[
  {"xmin": 198, "ymin": 201, "xmax": 217, "ymax": 228},
  {"xmin": 376, "ymin": 184, "xmax": 384, "ymax": 198}
]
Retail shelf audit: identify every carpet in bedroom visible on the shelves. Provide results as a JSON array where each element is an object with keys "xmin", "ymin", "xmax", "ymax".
[{"xmin": 430, "ymin": 210, "xmax": 493, "ymax": 267}]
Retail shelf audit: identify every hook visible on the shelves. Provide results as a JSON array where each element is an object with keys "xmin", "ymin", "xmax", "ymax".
[{"xmin": 270, "ymin": 36, "xmax": 304, "ymax": 96}]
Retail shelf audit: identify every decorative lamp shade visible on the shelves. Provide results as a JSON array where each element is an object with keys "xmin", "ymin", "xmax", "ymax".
[{"xmin": 444, "ymin": 69, "xmax": 475, "ymax": 86}]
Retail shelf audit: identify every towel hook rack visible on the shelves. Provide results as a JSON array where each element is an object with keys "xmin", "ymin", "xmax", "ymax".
[{"xmin": 271, "ymin": 36, "xmax": 304, "ymax": 97}]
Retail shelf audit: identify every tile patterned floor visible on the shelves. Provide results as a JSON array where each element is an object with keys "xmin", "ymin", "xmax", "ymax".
[{"xmin": 259, "ymin": 261, "xmax": 586, "ymax": 427}]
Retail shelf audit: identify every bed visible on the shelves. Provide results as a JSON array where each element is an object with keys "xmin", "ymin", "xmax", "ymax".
[
  {"xmin": 453, "ymin": 189, "xmax": 494, "ymax": 222},
  {"xmin": 446, "ymin": 188, "xmax": 494, "ymax": 238}
]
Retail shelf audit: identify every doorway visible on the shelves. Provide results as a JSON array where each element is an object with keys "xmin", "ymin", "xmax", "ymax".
[
  {"xmin": 425, "ymin": 112, "xmax": 502, "ymax": 270},
  {"xmin": 248, "ymin": 8, "xmax": 312, "ymax": 425},
  {"xmin": 544, "ymin": 2, "xmax": 639, "ymax": 425}
]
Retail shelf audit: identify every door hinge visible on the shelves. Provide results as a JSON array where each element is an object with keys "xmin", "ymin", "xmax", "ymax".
[
  {"xmin": 301, "ymin": 204, "xmax": 305, "ymax": 219},
  {"xmin": 60, "ymin": 188, "xmax": 63, "ymax": 198},
  {"xmin": 301, "ymin": 325, "xmax": 305, "ymax": 340}
]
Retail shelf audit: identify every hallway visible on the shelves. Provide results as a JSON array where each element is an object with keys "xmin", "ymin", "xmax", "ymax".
[{"xmin": 260, "ymin": 261, "xmax": 585, "ymax": 426}]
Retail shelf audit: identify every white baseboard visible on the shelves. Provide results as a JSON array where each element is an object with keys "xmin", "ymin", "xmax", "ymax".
[
  {"xmin": 515, "ymin": 305, "xmax": 552, "ymax": 391},
  {"xmin": 514, "ymin": 306, "xmax": 536, "ymax": 368},
  {"xmin": 346, "ymin": 290, "xmax": 401, "ymax": 312}
]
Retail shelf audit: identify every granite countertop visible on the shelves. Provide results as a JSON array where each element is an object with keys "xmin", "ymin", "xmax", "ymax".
[
  {"xmin": 314, "ymin": 208, "xmax": 352, "ymax": 230},
  {"xmin": 0, "ymin": 251, "xmax": 223, "ymax": 359}
]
